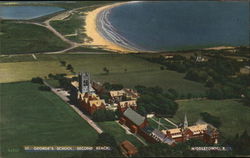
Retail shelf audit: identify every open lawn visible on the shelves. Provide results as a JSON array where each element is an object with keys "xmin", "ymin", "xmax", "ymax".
[
  {"xmin": 0, "ymin": 61, "xmax": 69, "ymax": 83},
  {"xmin": 148, "ymin": 117, "xmax": 177, "ymax": 130},
  {"xmin": 0, "ymin": 54, "xmax": 207, "ymax": 95},
  {"xmin": 0, "ymin": 82, "xmax": 99, "ymax": 158},
  {"xmin": 0, "ymin": 21, "xmax": 69, "ymax": 54},
  {"xmin": 172, "ymin": 100, "xmax": 250, "ymax": 138},
  {"xmin": 97, "ymin": 121, "xmax": 143, "ymax": 147},
  {"xmin": 0, "ymin": 54, "xmax": 207, "ymax": 96},
  {"xmin": 50, "ymin": 12, "xmax": 86, "ymax": 43}
]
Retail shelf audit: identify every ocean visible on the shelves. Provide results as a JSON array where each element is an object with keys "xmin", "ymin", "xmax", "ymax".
[{"xmin": 97, "ymin": 1, "xmax": 249, "ymax": 52}]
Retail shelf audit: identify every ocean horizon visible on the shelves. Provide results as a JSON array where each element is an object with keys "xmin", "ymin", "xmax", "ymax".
[{"xmin": 96, "ymin": 1, "xmax": 249, "ymax": 52}]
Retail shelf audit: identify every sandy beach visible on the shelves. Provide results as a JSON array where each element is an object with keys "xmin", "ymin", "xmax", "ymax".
[{"xmin": 84, "ymin": 2, "xmax": 138, "ymax": 53}]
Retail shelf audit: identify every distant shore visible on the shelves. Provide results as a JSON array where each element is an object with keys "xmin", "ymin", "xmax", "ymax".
[{"xmin": 84, "ymin": 2, "xmax": 139, "ymax": 53}]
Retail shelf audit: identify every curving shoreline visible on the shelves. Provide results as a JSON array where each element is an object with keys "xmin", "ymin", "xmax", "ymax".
[{"xmin": 84, "ymin": 2, "xmax": 139, "ymax": 53}]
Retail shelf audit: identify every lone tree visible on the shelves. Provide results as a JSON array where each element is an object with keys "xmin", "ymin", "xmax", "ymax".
[
  {"xmin": 60, "ymin": 60, "xmax": 66, "ymax": 66},
  {"xmin": 103, "ymin": 67, "xmax": 109, "ymax": 75},
  {"xmin": 66, "ymin": 64, "xmax": 74, "ymax": 73}
]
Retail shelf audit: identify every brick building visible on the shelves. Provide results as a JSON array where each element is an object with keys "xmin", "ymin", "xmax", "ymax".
[
  {"xmin": 161, "ymin": 115, "xmax": 219, "ymax": 144},
  {"xmin": 72, "ymin": 72, "xmax": 106, "ymax": 115},
  {"xmin": 110, "ymin": 88, "xmax": 139, "ymax": 103},
  {"xmin": 78, "ymin": 92, "xmax": 106, "ymax": 115},
  {"xmin": 118, "ymin": 100, "xmax": 137, "ymax": 113},
  {"xmin": 119, "ymin": 107, "xmax": 148, "ymax": 134},
  {"xmin": 120, "ymin": 140, "xmax": 138, "ymax": 157}
]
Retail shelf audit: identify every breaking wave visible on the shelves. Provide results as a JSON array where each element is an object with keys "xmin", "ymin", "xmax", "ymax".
[{"xmin": 96, "ymin": 6, "xmax": 145, "ymax": 51}]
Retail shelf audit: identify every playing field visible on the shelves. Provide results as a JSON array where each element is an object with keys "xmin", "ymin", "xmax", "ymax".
[
  {"xmin": 0, "ymin": 82, "xmax": 99, "ymax": 158},
  {"xmin": 0, "ymin": 54, "xmax": 207, "ymax": 96},
  {"xmin": 172, "ymin": 100, "xmax": 250, "ymax": 138},
  {"xmin": 97, "ymin": 121, "xmax": 144, "ymax": 147}
]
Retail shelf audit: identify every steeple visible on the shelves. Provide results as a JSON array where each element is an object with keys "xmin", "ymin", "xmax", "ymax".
[{"xmin": 184, "ymin": 113, "xmax": 188, "ymax": 129}]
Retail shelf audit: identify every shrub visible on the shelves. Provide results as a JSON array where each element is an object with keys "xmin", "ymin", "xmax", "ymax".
[
  {"xmin": 200, "ymin": 112, "xmax": 221, "ymax": 128},
  {"xmin": 31, "ymin": 77, "xmax": 43, "ymax": 84},
  {"xmin": 38, "ymin": 85, "xmax": 51, "ymax": 91}
]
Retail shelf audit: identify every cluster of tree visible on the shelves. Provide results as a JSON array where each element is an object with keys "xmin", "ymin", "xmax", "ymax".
[
  {"xmin": 68, "ymin": 85, "xmax": 78, "ymax": 105},
  {"xmin": 185, "ymin": 68, "xmax": 210, "ymax": 83},
  {"xmin": 135, "ymin": 85, "xmax": 178, "ymax": 117},
  {"xmin": 134, "ymin": 139, "xmax": 233, "ymax": 157},
  {"xmin": 31, "ymin": 77, "xmax": 43, "ymax": 84},
  {"xmin": 103, "ymin": 82, "xmax": 124, "ymax": 91},
  {"xmin": 81, "ymin": 133, "xmax": 122, "ymax": 158},
  {"xmin": 92, "ymin": 109, "xmax": 116, "ymax": 122},
  {"xmin": 141, "ymin": 52, "xmax": 248, "ymax": 101},
  {"xmin": 48, "ymin": 73, "xmax": 67, "ymax": 80},
  {"xmin": 145, "ymin": 55, "xmax": 189, "ymax": 73},
  {"xmin": 200, "ymin": 112, "xmax": 221, "ymax": 128},
  {"xmin": 38, "ymin": 85, "xmax": 51, "ymax": 91},
  {"xmin": 48, "ymin": 73, "xmax": 71, "ymax": 90},
  {"xmin": 224, "ymin": 130, "xmax": 250, "ymax": 155},
  {"xmin": 135, "ymin": 85, "xmax": 179, "ymax": 100},
  {"xmin": 206, "ymin": 86, "xmax": 240, "ymax": 100},
  {"xmin": 99, "ymin": 93, "xmax": 110, "ymax": 103},
  {"xmin": 59, "ymin": 60, "xmax": 74, "ymax": 73}
]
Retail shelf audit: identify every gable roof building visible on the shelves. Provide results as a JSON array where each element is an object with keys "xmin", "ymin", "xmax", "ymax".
[
  {"xmin": 120, "ymin": 140, "xmax": 138, "ymax": 157},
  {"xmin": 123, "ymin": 107, "xmax": 145, "ymax": 126}
]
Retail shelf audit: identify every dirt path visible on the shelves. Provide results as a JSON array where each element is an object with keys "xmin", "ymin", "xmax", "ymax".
[{"xmin": 15, "ymin": 4, "xmax": 107, "ymax": 55}]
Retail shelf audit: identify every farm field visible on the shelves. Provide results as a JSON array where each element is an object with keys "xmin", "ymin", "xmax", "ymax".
[
  {"xmin": 0, "ymin": 54, "xmax": 207, "ymax": 96},
  {"xmin": 0, "ymin": 21, "xmax": 69, "ymax": 54},
  {"xmin": 0, "ymin": 82, "xmax": 98, "ymax": 158},
  {"xmin": 97, "ymin": 121, "xmax": 144, "ymax": 147},
  {"xmin": 172, "ymin": 100, "xmax": 250, "ymax": 138}
]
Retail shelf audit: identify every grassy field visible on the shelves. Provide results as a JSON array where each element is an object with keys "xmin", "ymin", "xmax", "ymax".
[
  {"xmin": 0, "ymin": 54, "xmax": 207, "ymax": 95},
  {"xmin": 97, "ymin": 121, "xmax": 144, "ymax": 147},
  {"xmin": 0, "ymin": 82, "xmax": 99, "ymax": 158},
  {"xmin": 45, "ymin": 79, "xmax": 61, "ymax": 88},
  {"xmin": 50, "ymin": 12, "xmax": 85, "ymax": 43},
  {"xmin": 148, "ymin": 117, "xmax": 176, "ymax": 130},
  {"xmin": 172, "ymin": 100, "xmax": 250, "ymax": 138},
  {"xmin": 0, "ymin": 61, "xmax": 69, "ymax": 83},
  {"xmin": 0, "ymin": 21, "xmax": 69, "ymax": 54}
]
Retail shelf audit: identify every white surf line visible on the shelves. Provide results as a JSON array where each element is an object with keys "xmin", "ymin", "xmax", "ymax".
[
  {"xmin": 97, "ymin": 7, "xmax": 143, "ymax": 51},
  {"xmin": 32, "ymin": 54, "xmax": 37, "ymax": 60}
]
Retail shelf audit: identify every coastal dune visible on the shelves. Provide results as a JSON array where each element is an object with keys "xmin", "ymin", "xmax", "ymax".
[{"xmin": 84, "ymin": 2, "xmax": 138, "ymax": 53}]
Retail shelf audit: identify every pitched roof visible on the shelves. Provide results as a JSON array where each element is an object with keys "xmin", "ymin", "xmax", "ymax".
[
  {"xmin": 188, "ymin": 124, "xmax": 208, "ymax": 134},
  {"xmin": 120, "ymin": 140, "xmax": 138, "ymax": 153},
  {"xmin": 110, "ymin": 90, "xmax": 125, "ymax": 97},
  {"xmin": 123, "ymin": 107, "xmax": 145, "ymax": 126},
  {"xmin": 119, "ymin": 100, "xmax": 137, "ymax": 107},
  {"xmin": 152, "ymin": 129, "xmax": 166, "ymax": 141},
  {"xmin": 89, "ymin": 99, "xmax": 105, "ymax": 107}
]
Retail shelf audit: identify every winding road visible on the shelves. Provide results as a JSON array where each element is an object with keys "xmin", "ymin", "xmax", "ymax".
[{"xmin": 16, "ymin": 4, "xmax": 107, "ymax": 55}]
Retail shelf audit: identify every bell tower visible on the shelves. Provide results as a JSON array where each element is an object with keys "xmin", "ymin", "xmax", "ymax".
[{"xmin": 79, "ymin": 72, "xmax": 90, "ymax": 93}]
